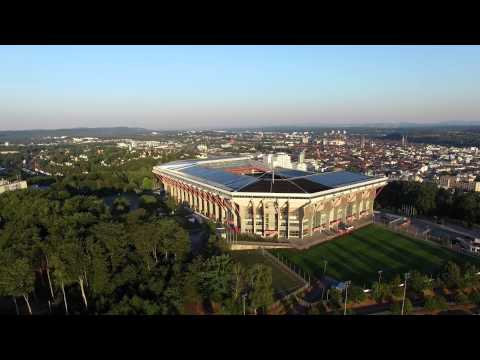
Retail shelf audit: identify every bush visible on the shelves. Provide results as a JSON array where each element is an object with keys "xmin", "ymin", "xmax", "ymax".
[
  {"xmin": 391, "ymin": 299, "xmax": 413, "ymax": 315},
  {"xmin": 441, "ymin": 261, "xmax": 463, "ymax": 289},
  {"xmin": 424, "ymin": 295, "xmax": 449, "ymax": 312},
  {"xmin": 409, "ymin": 271, "xmax": 431, "ymax": 294},
  {"xmin": 139, "ymin": 194, "xmax": 157, "ymax": 208},
  {"xmin": 307, "ymin": 302, "xmax": 328, "ymax": 315},
  {"xmin": 469, "ymin": 291, "xmax": 480, "ymax": 306},
  {"xmin": 348, "ymin": 285, "xmax": 366, "ymax": 304},
  {"xmin": 390, "ymin": 275, "xmax": 404, "ymax": 298},
  {"xmin": 372, "ymin": 281, "xmax": 392, "ymax": 303},
  {"xmin": 454, "ymin": 291, "xmax": 469, "ymax": 305},
  {"xmin": 328, "ymin": 289, "xmax": 343, "ymax": 309}
]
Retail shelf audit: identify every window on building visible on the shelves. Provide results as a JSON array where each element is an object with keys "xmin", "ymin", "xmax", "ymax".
[
  {"xmin": 347, "ymin": 203, "xmax": 353, "ymax": 217},
  {"xmin": 314, "ymin": 211, "xmax": 322, "ymax": 228},
  {"xmin": 337, "ymin": 208, "xmax": 343, "ymax": 220}
]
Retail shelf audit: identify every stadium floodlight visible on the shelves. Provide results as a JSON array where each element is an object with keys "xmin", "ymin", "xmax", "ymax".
[{"xmin": 242, "ymin": 293, "xmax": 247, "ymax": 316}]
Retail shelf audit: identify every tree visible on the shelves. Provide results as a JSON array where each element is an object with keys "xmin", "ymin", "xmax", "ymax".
[
  {"xmin": 328, "ymin": 288, "xmax": 343, "ymax": 309},
  {"xmin": 158, "ymin": 219, "xmax": 190, "ymax": 262},
  {"xmin": 231, "ymin": 263, "xmax": 246, "ymax": 303},
  {"xmin": 468, "ymin": 290, "xmax": 480, "ymax": 306},
  {"xmin": 197, "ymin": 255, "xmax": 235, "ymax": 304},
  {"xmin": 454, "ymin": 291, "xmax": 469, "ymax": 305},
  {"xmin": 112, "ymin": 197, "xmax": 130, "ymax": 216},
  {"xmin": 0, "ymin": 253, "xmax": 35, "ymax": 315},
  {"xmin": 348, "ymin": 285, "xmax": 366, "ymax": 304},
  {"xmin": 201, "ymin": 234, "xmax": 222, "ymax": 258},
  {"xmin": 141, "ymin": 177, "xmax": 153, "ymax": 191},
  {"xmin": 139, "ymin": 195, "xmax": 157, "ymax": 212},
  {"xmin": 424, "ymin": 295, "xmax": 448, "ymax": 312},
  {"xmin": 441, "ymin": 261, "xmax": 463, "ymax": 289},
  {"xmin": 48, "ymin": 231, "xmax": 89, "ymax": 314},
  {"xmin": 246, "ymin": 265, "xmax": 274, "ymax": 314},
  {"xmin": 435, "ymin": 188, "xmax": 454, "ymax": 218},
  {"xmin": 133, "ymin": 222, "xmax": 162, "ymax": 270},
  {"xmin": 371, "ymin": 281, "xmax": 392, "ymax": 303},
  {"xmin": 181, "ymin": 270, "xmax": 204, "ymax": 314},
  {"xmin": 49, "ymin": 251, "xmax": 73, "ymax": 315},
  {"xmin": 409, "ymin": 271, "xmax": 431, "ymax": 294},
  {"xmin": 165, "ymin": 197, "xmax": 177, "ymax": 214},
  {"xmin": 109, "ymin": 295, "xmax": 161, "ymax": 315},
  {"xmin": 462, "ymin": 264, "xmax": 479, "ymax": 288},
  {"xmin": 307, "ymin": 302, "xmax": 328, "ymax": 315},
  {"xmin": 64, "ymin": 233, "xmax": 90, "ymax": 311},
  {"xmin": 389, "ymin": 275, "xmax": 404, "ymax": 298}
]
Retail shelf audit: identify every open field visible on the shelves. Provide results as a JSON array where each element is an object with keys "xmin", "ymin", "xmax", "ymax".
[
  {"xmin": 229, "ymin": 250, "xmax": 305, "ymax": 298},
  {"xmin": 272, "ymin": 225, "xmax": 480, "ymax": 286}
]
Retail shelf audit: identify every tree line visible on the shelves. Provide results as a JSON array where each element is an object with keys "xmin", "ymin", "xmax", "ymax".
[
  {"xmin": 0, "ymin": 188, "xmax": 274, "ymax": 315},
  {"xmin": 301, "ymin": 260, "xmax": 480, "ymax": 315},
  {"xmin": 376, "ymin": 181, "xmax": 480, "ymax": 226}
]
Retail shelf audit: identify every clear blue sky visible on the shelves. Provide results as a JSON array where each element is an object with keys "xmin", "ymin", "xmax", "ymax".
[{"xmin": 0, "ymin": 45, "xmax": 479, "ymax": 130}]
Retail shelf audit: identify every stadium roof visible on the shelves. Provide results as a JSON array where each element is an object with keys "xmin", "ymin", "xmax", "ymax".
[{"xmin": 155, "ymin": 156, "xmax": 383, "ymax": 194}]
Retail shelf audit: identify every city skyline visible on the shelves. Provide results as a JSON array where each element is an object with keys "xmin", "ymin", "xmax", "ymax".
[{"xmin": 1, "ymin": 45, "xmax": 480, "ymax": 131}]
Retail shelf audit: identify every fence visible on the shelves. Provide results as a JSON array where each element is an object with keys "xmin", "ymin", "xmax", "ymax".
[
  {"xmin": 259, "ymin": 247, "xmax": 312, "ymax": 286},
  {"xmin": 292, "ymin": 216, "xmax": 374, "ymax": 250},
  {"xmin": 376, "ymin": 222, "xmax": 480, "ymax": 260}
]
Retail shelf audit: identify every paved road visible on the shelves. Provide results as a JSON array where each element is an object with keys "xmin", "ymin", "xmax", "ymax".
[
  {"xmin": 376, "ymin": 211, "xmax": 479, "ymax": 241},
  {"xmin": 189, "ymin": 228, "xmax": 209, "ymax": 255},
  {"xmin": 188, "ymin": 213, "xmax": 211, "ymax": 255},
  {"xmin": 413, "ymin": 218, "xmax": 479, "ymax": 239},
  {"xmin": 410, "ymin": 218, "xmax": 462, "ymax": 239}
]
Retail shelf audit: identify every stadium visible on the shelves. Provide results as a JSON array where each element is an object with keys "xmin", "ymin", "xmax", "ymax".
[{"xmin": 152, "ymin": 156, "xmax": 388, "ymax": 241}]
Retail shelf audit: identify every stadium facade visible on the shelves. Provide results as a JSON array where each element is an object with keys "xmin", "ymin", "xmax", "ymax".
[{"xmin": 152, "ymin": 156, "xmax": 387, "ymax": 240}]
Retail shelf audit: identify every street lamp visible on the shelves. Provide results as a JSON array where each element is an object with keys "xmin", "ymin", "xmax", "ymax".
[
  {"xmin": 323, "ymin": 260, "xmax": 328, "ymax": 276},
  {"xmin": 401, "ymin": 272, "xmax": 410, "ymax": 316},
  {"xmin": 378, "ymin": 270, "xmax": 383, "ymax": 284},
  {"xmin": 344, "ymin": 281, "xmax": 351, "ymax": 316},
  {"xmin": 242, "ymin": 293, "xmax": 247, "ymax": 316}
]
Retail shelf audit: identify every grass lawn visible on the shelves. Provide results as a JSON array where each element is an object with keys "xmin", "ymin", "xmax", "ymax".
[
  {"xmin": 273, "ymin": 225, "xmax": 480, "ymax": 287},
  {"xmin": 229, "ymin": 250, "xmax": 305, "ymax": 298}
]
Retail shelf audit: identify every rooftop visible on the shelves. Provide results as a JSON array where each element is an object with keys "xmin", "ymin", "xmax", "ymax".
[{"xmin": 155, "ymin": 156, "xmax": 382, "ymax": 194}]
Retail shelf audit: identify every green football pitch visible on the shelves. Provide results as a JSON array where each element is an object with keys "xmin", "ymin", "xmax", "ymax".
[
  {"xmin": 229, "ymin": 250, "xmax": 305, "ymax": 298},
  {"xmin": 272, "ymin": 225, "xmax": 480, "ymax": 286}
]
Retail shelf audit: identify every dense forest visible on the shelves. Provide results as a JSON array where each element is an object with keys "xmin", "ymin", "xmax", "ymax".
[
  {"xmin": 0, "ymin": 127, "xmax": 150, "ymax": 143},
  {"xmin": 382, "ymin": 127, "xmax": 480, "ymax": 148},
  {"xmin": 0, "ymin": 188, "xmax": 274, "ymax": 315},
  {"xmin": 376, "ymin": 181, "xmax": 480, "ymax": 226}
]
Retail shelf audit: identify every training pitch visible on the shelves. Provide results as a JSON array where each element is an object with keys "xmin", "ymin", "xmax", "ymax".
[{"xmin": 272, "ymin": 225, "xmax": 480, "ymax": 286}]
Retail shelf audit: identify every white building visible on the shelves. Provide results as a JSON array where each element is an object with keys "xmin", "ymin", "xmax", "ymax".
[
  {"xmin": 295, "ymin": 162, "xmax": 308, "ymax": 171},
  {"xmin": 0, "ymin": 179, "xmax": 28, "ymax": 194},
  {"xmin": 263, "ymin": 153, "xmax": 292, "ymax": 169},
  {"xmin": 197, "ymin": 144, "xmax": 208, "ymax": 152},
  {"xmin": 299, "ymin": 150, "xmax": 306, "ymax": 164}
]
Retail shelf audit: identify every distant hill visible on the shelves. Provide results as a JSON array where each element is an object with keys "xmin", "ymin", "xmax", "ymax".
[{"xmin": 0, "ymin": 127, "xmax": 151, "ymax": 142}]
